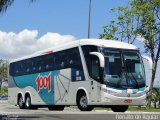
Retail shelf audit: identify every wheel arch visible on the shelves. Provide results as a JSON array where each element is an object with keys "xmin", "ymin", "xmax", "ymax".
[
  {"xmin": 25, "ymin": 91, "xmax": 32, "ymax": 99},
  {"xmin": 24, "ymin": 91, "xmax": 32, "ymax": 104},
  {"xmin": 76, "ymin": 87, "xmax": 90, "ymax": 104}
]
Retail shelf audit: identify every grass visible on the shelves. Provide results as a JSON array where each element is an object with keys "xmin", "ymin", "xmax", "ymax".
[
  {"xmin": 0, "ymin": 86, "xmax": 8, "ymax": 95},
  {"xmin": 128, "ymin": 106, "xmax": 160, "ymax": 112},
  {"xmin": 94, "ymin": 106, "xmax": 160, "ymax": 112}
]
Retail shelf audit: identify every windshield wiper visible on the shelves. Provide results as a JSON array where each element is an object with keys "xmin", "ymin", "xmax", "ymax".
[{"xmin": 125, "ymin": 63, "xmax": 139, "ymax": 88}]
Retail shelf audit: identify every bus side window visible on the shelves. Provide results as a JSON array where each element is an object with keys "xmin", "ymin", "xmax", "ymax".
[
  {"xmin": 54, "ymin": 50, "xmax": 69, "ymax": 70},
  {"xmin": 14, "ymin": 63, "xmax": 19, "ymax": 76},
  {"xmin": 68, "ymin": 49, "xmax": 75, "ymax": 68},
  {"xmin": 43, "ymin": 54, "xmax": 54, "ymax": 72},
  {"xmin": 25, "ymin": 59, "xmax": 33, "ymax": 74},
  {"xmin": 9, "ymin": 63, "xmax": 15, "ymax": 76},
  {"xmin": 70, "ymin": 47, "xmax": 85, "ymax": 81},
  {"xmin": 54, "ymin": 53, "xmax": 61, "ymax": 70},
  {"xmin": 89, "ymin": 55, "xmax": 100, "ymax": 81},
  {"xmin": 82, "ymin": 45, "xmax": 99, "ymax": 81},
  {"xmin": 33, "ymin": 57, "xmax": 43, "ymax": 73},
  {"xmin": 60, "ymin": 51, "xmax": 66, "ymax": 69},
  {"xmin": 15, "ymin": 62, "xmax": 24, "ymax": 76},
  {"xmin": 53, "ymin": 47, "xmax": 84, "ymax": 73},
  {"xmin": 70, "ymin": 48, "xmax": 82, "ymax": 70}
]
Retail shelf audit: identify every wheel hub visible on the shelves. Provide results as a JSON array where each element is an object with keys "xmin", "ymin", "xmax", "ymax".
[
  {"xmin": 80, "ymin": 96, "xmax": 88, "ymax": 108},
  {"xmin": 19, "ymin": 97, "xmax": 23, "ymax": 106}
]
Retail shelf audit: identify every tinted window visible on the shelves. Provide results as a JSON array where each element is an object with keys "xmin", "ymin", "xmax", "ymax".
[
  {"xmin": 55, "ymin": 50, "xmax": 67, "ymax": 70},
  {"xmin": 14, "ymin": 61, "xmax": 24, "ymax": 76},
  {"xmin": 82, "ymin": 45, "xmax": 99, "ymax": 81},
  {"xmin": 43, "ymin": 54, "xmax": 54, "ymax": 71},
  {"xmin": 89, "ymin": 55, "xmax": 100, "ymax": 80},
  {"xmin": 32, "ymin": 57, "xmax": 43, "ymax": 73},
  {"xmin": 25, "ymin": 59, "xmax": 33, "ymax": 74},
  {"xmin": 9, "ymin": 63, "xmax": 15, "ymax": 76},
  {"xmin": 68, "ymin": 48, "xmax": 83, "ymax": 70},
  {"xmin": 53, "ymin": 47, "xmax": 83, "ymax": 70},
  {"xmin": 10, "ymin": 47, "xmax": 84, "ymax": 78}
]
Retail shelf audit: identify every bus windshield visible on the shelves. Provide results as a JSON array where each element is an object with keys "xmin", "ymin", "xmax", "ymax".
[{"xmin": 102, "ymin": 48, "xmax": 145, "ymax": 89}]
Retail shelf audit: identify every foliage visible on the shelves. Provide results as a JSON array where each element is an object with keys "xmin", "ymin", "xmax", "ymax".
[
  {"xmin": 0, "ymin": 59, "xmax": 8, "ymax": 80},
  {"xmin": 0, "ymin": 0, "xmax": 14, "ymax": 13},
  {"xmin": 99, "ymin": 21, "xmax": 118, "ymax": 40},
  {"xmin": 99, "ymin": 5, "xmax": 140, "ymax": 44},
  {"xmin": 151, "ymin": 88, "xmax": 160, "ymax": 108},
  {"xmin": 0, "ymin": 59, "xmax": 8, "ymax": 91},
  {"xmin": 127, "ymin": 106, "xmax": 160, "ymax": 112},
  {"xmin": 0, "ymin": 0, "xmax": 36, "ymax": 14},
  {"xmin": 133, "ymin": 0, "xmax": 160, "ymax": 108},
  {"xmin": 0, "ymin": 86, "xmax": 8, "ymax": 95}
]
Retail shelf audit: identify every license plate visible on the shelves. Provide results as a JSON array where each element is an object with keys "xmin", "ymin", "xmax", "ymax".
[{"xmin": 124, "ymin": 99, "xmax": 132, "ymax": 103}]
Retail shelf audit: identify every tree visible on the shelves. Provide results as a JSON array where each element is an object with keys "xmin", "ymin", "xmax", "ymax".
[
  {"xmin": 0, "ymin": 59, "xmax": 8, "ymax": 90},
  {"xmin": 151, "ymin": 88, "xmax": 160, "ymax": 108},
  {"xmin": 0, "ymin": 0, "xmax": 36, "ymax": 14},
  {"xmin": 133, "ymin": 0, "xmax": 160, "ymax": 108},
  {"xmin": 99, "ymin": 5, "xmax": 140, "ymax": 44},
  {"xmin": 0, "ymin": 0, "xmax": 14, "ymax": 13},
  {"xmin": 100, "ymin": 0, "xmax": 160, "ymax": 108}
]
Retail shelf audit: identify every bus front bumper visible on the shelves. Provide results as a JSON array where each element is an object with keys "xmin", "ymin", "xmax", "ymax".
[{"xmin": 100, "ymin": 92, "xmax": 146, "ymax": 106}]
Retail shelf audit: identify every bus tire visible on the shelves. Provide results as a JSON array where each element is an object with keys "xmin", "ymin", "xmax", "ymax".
[
  {"xmin": 110, "ymin": 105, "xmax": 128, "ymax": 112},
  {"xmin": 77, "ymin": 92, "xmax": 94, "ymax": 111},
  {"xmin": 48, "ymin": 105, "xmax": 65, "ymax": 111},
  {"xmin": 18, "ymin": 95, "xmax": 25, "ymax": 109},
  {"xmin": 25, "ymin": 95, "xmax": 32, "ymax": 109}
]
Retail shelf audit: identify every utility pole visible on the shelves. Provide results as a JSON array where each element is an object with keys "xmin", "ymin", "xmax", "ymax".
[{"xmin": 88, "ymin": 0, "xmax": 92, "ymax": 39}]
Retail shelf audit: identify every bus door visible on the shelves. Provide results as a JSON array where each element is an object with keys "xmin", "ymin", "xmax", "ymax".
[{"xmin": 89, "ymin": 55, "xmax": 101, "ymax": 103}]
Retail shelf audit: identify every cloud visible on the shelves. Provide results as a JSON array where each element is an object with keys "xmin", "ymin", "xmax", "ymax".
[{"xmin": 0, "ymin": 29, "xmax": 76, "ymax": 60}]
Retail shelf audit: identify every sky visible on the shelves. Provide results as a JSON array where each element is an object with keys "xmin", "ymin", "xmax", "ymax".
[
  {"xmin": 0, "ymin": 0, "xmax": 128, "ymax": 38},
  {"xmin": 0, "ymin": 0, "xmax": 129, "ymax": 59}
]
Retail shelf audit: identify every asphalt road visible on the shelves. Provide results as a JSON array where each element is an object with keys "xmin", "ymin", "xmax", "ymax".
[{"xmin": 0, "ymin": 101, "xmax": 160, "ymax": 120}]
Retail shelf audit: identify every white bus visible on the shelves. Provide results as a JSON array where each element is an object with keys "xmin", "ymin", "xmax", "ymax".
[{"xmin": 8, "ymin": 39, "xmax": 147, "ymax": 112}]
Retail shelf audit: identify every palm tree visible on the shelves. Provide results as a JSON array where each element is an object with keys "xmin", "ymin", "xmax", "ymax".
[
  {"xmin": 0, "ymin": 0, "xmax": 36, "ymax": 14},
  {"xmin": 0, "ymin": 0, "xmax": 13, "ymax": 13}
]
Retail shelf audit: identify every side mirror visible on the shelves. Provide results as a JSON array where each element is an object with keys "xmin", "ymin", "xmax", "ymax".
[
  {"xmin": 89, "ymin": 52, "xmax": 105, "ymax": 68},
  {"xmin": 141, "ymin": 55, "xmax": 153, "ymax": 89},
  {"xmin": 141, "ymin": 55, "xmax": 153, "ymax": 69}
]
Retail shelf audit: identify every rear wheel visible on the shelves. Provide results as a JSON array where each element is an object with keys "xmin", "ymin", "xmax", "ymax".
[
  {"xmin": 18, "ymin": 95, "xmax": 25, "ymax": 109},
  {"xmin": 48, "ymin": 105, "xmax": 65, "ymax": 111},
  {"xmin": 110, "ymin": 105, "xmax": 128, "ymax": 112},
  {"xmin": 25, "ymin": 95, "xmax": 32, "ymax": 109},
  {"xmin": 77, "ymin": 92, "xmax": 94, "ymax": 111}
]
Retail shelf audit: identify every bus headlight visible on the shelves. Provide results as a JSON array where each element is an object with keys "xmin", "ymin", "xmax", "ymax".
[
  {"xmin": 139, "ymin": 90, "xmax": 147, "ymax": 95},
  {"xmin": 102, "ymin": 88, "xmax": 118, "ymax": 95}
]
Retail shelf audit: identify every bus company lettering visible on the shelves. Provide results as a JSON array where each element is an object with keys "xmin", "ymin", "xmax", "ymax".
[{"xmin": 36, "ymin": 73, "xmax": 51, "ymax": 93}]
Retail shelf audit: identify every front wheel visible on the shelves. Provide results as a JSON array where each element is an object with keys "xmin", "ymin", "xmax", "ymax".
[
  {"xmin": 77, "ymin": 92, "xmax": 94, "ymax": 111},
  {"xmin": 110, "ymin": 105, "xmax": 128, "ymax": 112}
]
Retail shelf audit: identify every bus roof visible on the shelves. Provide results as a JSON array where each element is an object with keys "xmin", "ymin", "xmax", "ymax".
[{"xmin": 10, "ymin": 39, "xmax": 138, "ymax": 63}]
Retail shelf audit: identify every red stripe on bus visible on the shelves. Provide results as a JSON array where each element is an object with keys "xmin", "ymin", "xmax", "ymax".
[{"xmin": 42, "ymin": 51, "xmax": 53, "ymax": 54}]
